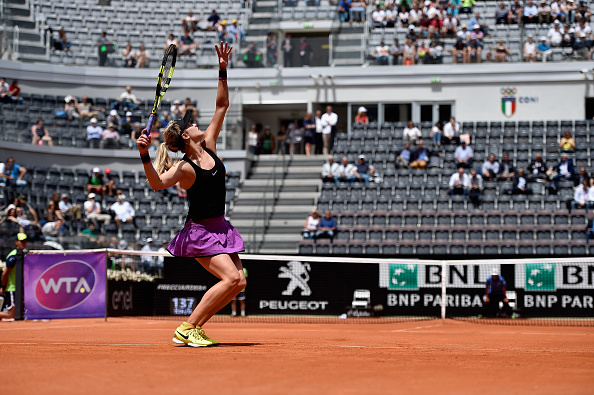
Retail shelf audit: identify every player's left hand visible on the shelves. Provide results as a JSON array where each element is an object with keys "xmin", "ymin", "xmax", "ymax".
[{"xmin": 215, "ymin": 41, "xmax": 232, "ymax": 70}]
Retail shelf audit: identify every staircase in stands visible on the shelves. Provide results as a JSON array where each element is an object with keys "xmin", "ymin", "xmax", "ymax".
[
  {"xmin": 229, "ymin": 154, "xmax": 325, "ymax": 255},
  {"xmin": 3, "ymin": 0, "xmax": 47, "ymax": 62}
]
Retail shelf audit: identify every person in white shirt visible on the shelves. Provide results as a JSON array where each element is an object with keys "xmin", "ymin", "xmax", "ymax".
[
  {"xmin": 454, "ymin": 140, "xmax": 473, "ymax": 168},
  {"xmin": 41, "ymin": 218, "xmax": 64, "ymax": 241},
  {"xmin": 337, "ymin": 156, "xmax": 357, "ymax": 183},
  {"xmin": 320, "ymin": 106, "xmax": 338, "ymax": 155},
  {"xmin": 141, "ymin": 238, "xmax": 157, "ymax": 274},
  {"xmin": 403, "ymin": 120, "xmax": 422, "ymax": 144},
  {"xmin": 314, "ymin": 109, "xmax": 324, "ymax": 154},
  {"xmin": 574, "ymin": 20, "xmax": 592, "ymax": 39},
  {"xmin": 156, "ymin": 239, "xmax": 169, "ymax": 276},
  {"xmin": 84, "ymin": 193, "xmax": 111, "ymax": 226},
  {"xmin": 182, "ymin": 10, "xmax": 199, "ymax": 32},
  {"xmin": 443, "ymin": 117, "xmax": 460, "ymax": 145},
  {"xmin": 509, "ymin": 168, "xmax": 531, "ymax": 195},
  {"xmin": 572, "ymin": 178, "xmax": 590, "ymax": 212},
  {"xmin": 449, "ymin": 167, "xmax": 470, "ymax": 196},
  {"xmin": 548, "ymin": 21, "xmax": 564, "ymax": 46},
  {"xmin": 524, "ymin": 35, "xmax": 537, "ymax": 62},
  {"xmin": 481, "ymin": 154, "xmax": 500, "ymax": 181},
  {"xmin": 587, "ymin": 178, "xmax": 594, "ymax": 208},
  {"xmin": 322, "ymin": 156, "xmax": 340, "ymax": 184},
  {"xmin": 302, "ymin": 209, "xmax": 320, "ymax": 239},
  {"xmin": 59, "ymin": 193, "xmax": 82, "ymax": 220},
  {"xmin": 372, "ymin": 5, "xmax": 386, "ymax": 27},
  {"xmin": 111, "ymin": 85, "xmax": 141, "ymax": 111},
  {"xmin": 373, "ymin": 41, "xmax": 391, "ymax": 65},
  {"xmin": 109, "ymin": 194, "xmax": 135, "ymax": 229}
]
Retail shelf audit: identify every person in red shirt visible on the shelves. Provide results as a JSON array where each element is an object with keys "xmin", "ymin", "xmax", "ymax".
[{"xmin": 1, "ymin": 79, "xmax": 22, "ymax": 104}]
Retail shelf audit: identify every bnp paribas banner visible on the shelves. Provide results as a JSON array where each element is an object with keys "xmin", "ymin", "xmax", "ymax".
[{"xmin": 24, "ymin": 252, "xmax": 106, "ymax": 319}]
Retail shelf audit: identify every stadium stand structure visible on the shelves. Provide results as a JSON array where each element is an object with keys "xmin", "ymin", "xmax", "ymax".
[{"xmin": 297, "ymin": 120, "xmax": 593, "ymax": 257}]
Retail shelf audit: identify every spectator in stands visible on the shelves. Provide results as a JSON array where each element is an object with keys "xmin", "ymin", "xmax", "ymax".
[
  {"xmin": 171, "ymin": 100, "xmax": 183, "ymax": 121},
  {"xmin": 396, "ymin": 141, "xmax": 412, "ymax": 168},
  {"xmin": 165, "ymin": 33, "xmax": 178, "ymax": 51},
  {"xmin": 314, "ymin": 110, "xmax": 324, "ymax": 155},
  {"xmin": 302, "ymin": 113, "xmax": 316, "ymax": 156},
  {"xmin": 494, "ymin": 39, "xmax": 512, "ymax": 62},
  {"xmin": 14, "ymin": 206, "xmax": 41, "ymax": 241},
  {"xmin": 577, "ymin": 167, "xmax": 590, "ymax": 186},
  {"xmin": 372, "ymin": 4, "xmax": 386, "ymax": 27},
  {"xmin": 549, "ymin": 153, "xmax": 576, "ymax": 191},
  {"xmin": 86, "ymin": 118, "xmax": 103, "ymax": 149},
  {"xmin": 84, "ymin": 193, "xmax": 110, "ymax": 226},
  {"xmin": 466, "ymin": 37, "xmax": 482, "ymax": 63},
  {"xmin": 179, "ymin": 30, "xmax": 198, "ymax": 56},
  {"xmin": 259, "ymin": 125, "xmax": 276, "ymax": 155},
  {"xmin": 403, "ymin": 37, "xmax": 417, "ymax": 65},
  {"xmin": 229, "ymin": 19, "xmax": 245, "ymax": 44},
  {"xmin": 355, "ymin": 155, "xmax": 375, "ymax": 184},
  {"xmin": 59, "ymin": 193, "xmax": 82, "ymax": 221},
  {"xmin": 0, "ymin": 157, "xmax": 27, "ymax": 192},
  {"xmin": 302, "ymin": 209, "xmax": 320, "ymax": 239},
  {"xmin": 0, "ymin": 77, "xmax": 9, "ymax": 97},
  {"xmin": 498, "ymin": 153, "xmax": 516, "ymax": 181},
  {"xmin": 443, "ymin": 117, "xmax": 460, "ymax": 145},
  {"xmin": 299, "ymin": 38, "xmax": 313, "ymax": 66},
  {"xmin": 537, "ymin": 37, "xmax": 552, "ymax": 62},
  {"xmin": 122, "ymin": 43, "xmax": 137, "ymax": 68},
  {"xmin": 135, "ymin": 43, "xmax": 150, "ymax": 68},
  {"xmin": 426, "ymin": 40, "xmax": 444, "ymax": 64},
  {"xmin": 321, "ymin": 106, "xmax": 338, "ymax": 155},
  {"xmin": 283, "ymin": 33, "xmax": 294, "ymax": 67},
  {"xmin": 442, "ymin": 15, "xmax": 458, "ymax": 38},
  {"xmin": 384, "ymin": 3, "xmax": 398, "ymax": 27},
  {"xmin": 354, "ymin": 107, "xmax": 369, "ymax": 125},
  {"xmin": 101, "ymin": 123, "xmax": 120, "ymax": 149},
  {"xmin": 538, "ymin": 0, "xmax": 553, "ymax": 23},
  {"xmin": 109, "ymin": 194, "xmax": 135, "ymax": 229},
  {"xmin": 576, "ymin": 0, "xmax": 591, "ymax": 22},
  {"xmin": 111, "ymin": 86, "xmax": 141, "ymax": 111},
  {"xmin": 140, "ymin": 238, "xmax": 157, "ymax": 274},
  {"xmin": 468, "ymin": 168, "xmax": 483, "ymax": 208},
  {"xmin": 130, "ymin": 123, "xmax": 142, "ymax": 149},
  {"xmin": 430, "ymin": 121, "xmax": 443, "ymax": 147},
  {"xmin": 2, "ymin": 206, "xmax": 20, "ymax": 234},
  {"xmin": 96, "ymin": 31, "xmax": 113, "ymax": 67},
  {"xmin": 551, "ymin": 0, "xmax": 566, "ymax": 23},
  {"xmin": 575, "ymin": 20, "xmax": 592, "ymax": 39},
  {"xmin": 509, "ymin": 0, "xmax": 523, "ymax": 24},
  {"xmin": 15, "ymin": 194, "xmax": 38, "ymax": 225},
  {"xmin": 287, "ymin": 123, "xmax": 303, "ymax": 155},
  {"xmin": 524, "ymin": 34, "xmax": 538, "ymax": 62},
  {"xmin": 449, "ymin": 167, "xmax": 470, "ymax": 196},
  {"xmin": 78, "ymin": 96, "xmax": 103, "ymax": 121},
  {"xmin": 316, "ymin": 211, "xmax": 337, "ymax": 241},
  {"xmin": 454, "ymin": 140, "xmax": 473, "ymax": 169},
  {"xmin": 78, "ymin": 221, "xmax": 100, "ymax": 244},
  {"xmin": 528, "ymin": 153, "xmax": 547, "ymax": 181},
  {"xmin": 350, "ymin": 1, "xmax": 367, "ymax": 22},
  {"xmin": 87, "ymin": 167, "xmax": 105, "ymax": 198},
  {"xmin": 337, "ymin": 156, "xmax": 357, "ymax": 183},
  {"xmin": 572, "ymin": 32, "xmax": 591, "ymax": 60},
  {"xmin": 566, "ymin": 0, "xmax": 578, "ymax": 23},
  {"xmin": 398, "ymin": 6, "xmax": 410, "ymax": 28},
  {"xmin": 403, "ymin": 121, "xmax": 422, "ymax": 144},
  {"xmin": 469, "ymin": 12, "xmax": 489, "ymax": 36},
  {"xmin": 507, "ymin": 168, "xmax": 531, "ymax": 195},
  {"xmin": 322, "ymin": 156, "xmax": 340, "ymax": 183},
  {"xmin": 560, "ymin": 130, "xmax": 576, "ymax": 153},
  {"xmin": 182, "ymin": 10, "xmax": 199, "ymax": 33},
  {"xmin": 338, "ymin": 0, "xmax": 351, "ymax": 22},
  {"xmin": 585, "ymin": 217, "xmax": 594, "ymax": 250},
  {"xmin": 459, "ymin": 0, "xmax": 475, "ymax": 14},
  {"xmin": 548, "ymin": 21, "xmax": 564, "ymax": 47},
  {"xmin": 121, "ymin": 111, "xmax": 135, "ymax": 136},
  {"xmin": 523, "ymin": 0, "xmax": 539, "ymax": 23},
  {"xmin": 373, "ymin": 41, "xmax": 391, "ymax": 65},
  {"xmin": 62, "ymin": 95, "xmax": 80, "ymax": 121},
  {"xmin": 451, "ymin": 37, "xmax": 467, "ymax": 64},
  {"xmin": 30, "ymin": 118, "xmax": 54, "ymax": 146},
  {"xmin": 588, "ymin": 177, "xmax": 594, "ymax": 207},
  {"xmin": 182, "ymin": 98, "xmax": 198, "ymax": 123},
  {"xmin": 562, "ymin": 23, "xmax": 575, "ymax": 48},
  {"xmin": 243, "ymin": 43, "xmax": 263, "ymax": 67},
  {"xmin": 0, "ymin": 79, "xmax": 22, "ymax": 104},
  {"xmin": 41, "ymin": 218, "xmax": 64, "ymax": 242},
  {"xmin": 266, "ymin": 32, "xmax": 278, "ymax": 67},
  {"xmin": 207, "ymin": 9, "xmax": 221, "ymax": 31},
  {"xmin": 571, "ymin": 178, "xmax": 589, "ymax": 211},
  {"xmin": 410, "ymin": 139, "xmax": 438, "ymax": 169},
  {"xmin": 107, "ymin": 109, "xmax": 122, "ymax": 131},
  {"xmin": 495, "ymin": 2, "xmax": 509, "ymax": 24},
  {"xmin": 247, "ymin": 124, "xmax": 259, "ymax": 154}
]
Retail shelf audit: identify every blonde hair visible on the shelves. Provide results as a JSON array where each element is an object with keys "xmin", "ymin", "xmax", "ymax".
[{"xmin": 154, "ymin": 120, "xmax": 186, "ymax": 175}]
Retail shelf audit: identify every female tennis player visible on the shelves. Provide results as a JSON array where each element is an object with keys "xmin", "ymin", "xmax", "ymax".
[{"xmin": 137, "ymin": 42, "xmax": 245, "ymax": 347}]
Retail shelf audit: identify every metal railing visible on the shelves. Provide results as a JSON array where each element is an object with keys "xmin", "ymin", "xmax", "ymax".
[
  {"xmin": 246, "ymin": 149, "xmax": 288, "ymax": 254},
  {"xmin": 12, "ymin": 24, "xmax": 18, "ymax": 60}
]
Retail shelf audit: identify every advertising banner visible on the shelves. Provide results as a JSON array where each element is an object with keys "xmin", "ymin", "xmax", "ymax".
[
  {"xmin": 107, "ymin": 281, "xmax": 155, "ymax": 317},
  {"xmin": 24, "ymin": 252, "xmax": 106, "ymax": 319}
]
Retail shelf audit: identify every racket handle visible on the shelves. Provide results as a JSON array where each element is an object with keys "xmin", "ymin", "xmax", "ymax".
[{"xmin": 145, "ymin": 114, "xmax": 155, "ymax": 136}]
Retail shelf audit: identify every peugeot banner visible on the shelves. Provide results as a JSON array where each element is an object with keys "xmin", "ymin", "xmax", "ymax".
[{"xmin": 24, "ymin": 252, "xmax": 106, "ymax": 319}]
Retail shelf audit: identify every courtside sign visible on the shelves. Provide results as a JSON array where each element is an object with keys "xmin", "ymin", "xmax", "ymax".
[{"xmin": 24, "ymin": 252, "xmax": 106, "ymax": 319}]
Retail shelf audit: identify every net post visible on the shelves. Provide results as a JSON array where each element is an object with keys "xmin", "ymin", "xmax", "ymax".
[
  {"xmin": 104, "ymin": 249, "xmax": 108, "ymax": 323},
  {"xmin": 441, "ymin": 260, "xmax": 447, "ymax": 321}
]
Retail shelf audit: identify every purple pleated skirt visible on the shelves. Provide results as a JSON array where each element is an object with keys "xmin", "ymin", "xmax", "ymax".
[{"xmin": 167, "ymin": 216, "xmax": 245, "ymax": 258}]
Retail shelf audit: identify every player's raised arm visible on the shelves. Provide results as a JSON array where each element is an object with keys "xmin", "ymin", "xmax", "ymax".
[{"xmin": 203, "ymin": 41, "xmax": 232, "ymax": 154}]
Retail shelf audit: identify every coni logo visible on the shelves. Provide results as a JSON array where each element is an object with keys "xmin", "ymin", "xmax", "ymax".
[{"xmin": 35, "ymin": 260, "xmax": 97, "ymax": 311}]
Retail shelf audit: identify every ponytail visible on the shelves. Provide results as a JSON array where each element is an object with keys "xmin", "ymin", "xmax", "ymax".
[{"xmin": 154, "ymin": 142, "xmax": 173, "ymax": 175}]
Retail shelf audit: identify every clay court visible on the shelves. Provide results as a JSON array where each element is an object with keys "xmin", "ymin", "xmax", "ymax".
[{"xmin": 1, "ymin": 318, "xmax": 593, "ymax": 394}]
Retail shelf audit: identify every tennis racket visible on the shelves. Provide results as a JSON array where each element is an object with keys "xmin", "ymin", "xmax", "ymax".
[{"xmin": 145, "ymin": 44, "xmax": 177, "ymax": 136}]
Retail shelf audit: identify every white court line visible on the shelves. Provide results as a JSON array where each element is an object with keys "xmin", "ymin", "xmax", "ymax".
[{"xmin": 0, "ymin": 342, "xmax": 169, "ymax": 346}]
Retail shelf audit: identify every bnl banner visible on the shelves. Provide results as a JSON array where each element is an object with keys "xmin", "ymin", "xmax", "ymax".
[
  {"xmin": 24, "ymin": 252, "xmax": 106, "ymax": 319},
  {"xmin": 380, "ymin": 263, "xmax": 594, "ymax": 317}
]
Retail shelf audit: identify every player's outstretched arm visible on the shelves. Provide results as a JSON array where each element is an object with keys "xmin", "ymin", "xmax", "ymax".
[{"xmin": 204, "ymin": 41, "xmax": 232, "ymax": 155}]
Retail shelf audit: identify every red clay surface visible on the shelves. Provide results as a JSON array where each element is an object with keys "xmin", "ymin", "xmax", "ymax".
[{"xmin": 1, "ymin": 318, "xmax": 593, "ymax": 394}]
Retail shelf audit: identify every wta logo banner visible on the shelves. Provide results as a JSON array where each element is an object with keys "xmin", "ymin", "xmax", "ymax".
[{"xmin": 24, "ymin": 252, "xmax": 106, "ymax": 319}]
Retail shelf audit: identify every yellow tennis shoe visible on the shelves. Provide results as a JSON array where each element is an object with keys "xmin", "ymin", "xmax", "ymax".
[{"xmin": 172, "ymin": 322, "xmax": 218, "ymax": 347}]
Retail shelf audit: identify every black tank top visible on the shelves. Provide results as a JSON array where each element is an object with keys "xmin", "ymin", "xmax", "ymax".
[{"xmin": 182, "ymin": 147, "xmax": 226, "ymax": 221}]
